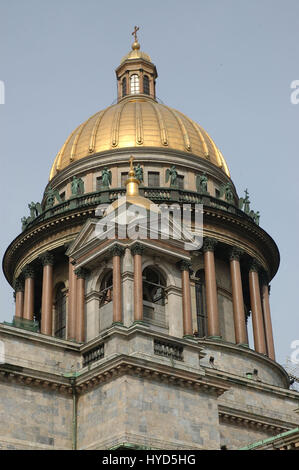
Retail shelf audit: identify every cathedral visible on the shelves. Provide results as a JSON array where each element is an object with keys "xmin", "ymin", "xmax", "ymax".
[{"xmin": 0, "ymin": 31, "xmax": 299, "ymax": 450}]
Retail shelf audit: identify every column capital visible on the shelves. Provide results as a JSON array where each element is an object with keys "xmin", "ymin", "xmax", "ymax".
[
  {"xmin": 13, "ymin": 278, "xmax": 24, "ymax": 292},
  {"xmin": 249, "ymin": 259, "xmax": 260, "ymax": 273},
  {"xmin": 203, "ymin": 237, "xmax": 218, "ymax": 253},
  {"xmin": 40, "ymin": 251, "xmax": 54, "ymax": 266},
  {"xmin": 75, "ymin": 267, "xmax": 89, "ymax": 279},
  {"xmin": 177, "ymin": 260, "xmax": 193, "ymax": 273},
  {"xmin": 110, "ymin": 244, "xmax": 125, "ymax": 257},
  {"xmin": 130, "ymin": 243, "xmax": 144, "ymax": 256},
  {"xmin": 22, "ymin": 265, "xmax": 35, "ymax": 279},
  {"xmin": 229, "ymin": 247, "xmax": 244, "ymax": 261}
]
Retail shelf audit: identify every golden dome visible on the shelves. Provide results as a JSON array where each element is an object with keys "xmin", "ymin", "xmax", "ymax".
[{"xmin": 50, "ymin": 96, "xmax": 230, "ymax": 180}]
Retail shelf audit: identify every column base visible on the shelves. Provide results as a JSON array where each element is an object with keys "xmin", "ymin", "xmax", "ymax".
[
  {"xmin": 132, "ymin": 320, "xmax": 148, "ymax": 327},
  {"xmin": 10, "ymin": 316, "xmax": 39, "ymax": 332},
  {"xmin": 112, "ymin": 321, "xmax": 124, "ymax": 327},
  {"xmin": 207, "ymin": 335, "xmax": 222, "ymax": 340},
  {"xmin": 183, "ymin": 334, "xmax": 196, "ymax": 341},
  {"xmin": 237, "ymin": 343, "xmax": 249, "ymax": 348}
]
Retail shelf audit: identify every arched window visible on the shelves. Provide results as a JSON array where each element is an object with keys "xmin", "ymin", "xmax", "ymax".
[
  {"xmin": 99, "ymin": 271, "xmax": 113, "ymax": 307},
  {"xmin": 55, "ymin": 283, "xmax": 66, "ymax": 339},
  {"xmin": 143, "ymin": 267, "xmax": 166, "ymax": 306},
  {"xmin": 143, "ymin": 75, "xmax": 150, "ymax": 95},
  {"xmin": 130, "ymin": 74, "xmax": 140, "ymax": 94},
  {"xmin": 194, "ymin": 269, "xmax": 207, "ymax": 337},
  {"xmin": 122, "ymin": 77, "xmax": 127, "ymax": 97}
]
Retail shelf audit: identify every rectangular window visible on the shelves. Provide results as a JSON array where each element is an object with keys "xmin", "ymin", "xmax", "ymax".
[
  {"xmin": 121, "ymin": 172, "xmax": 128, "ymax": 187},
  {"xmin": 148, "ymin": 171, "xmax": 160, "ymax": 187},
  {"xmin": 215, "ymin": 188, "xmax": 220, "ymax": 198},
  {"xmin": 59, "ymin": 191, "xmax": 66, "ymax": 202},
  {"xmin": 177, "ymin": 175, "xmax": 184, "ymax": 190},
  {"xmin": 96, "ymin": 176, "xmax": 102, "ymax": 191}
]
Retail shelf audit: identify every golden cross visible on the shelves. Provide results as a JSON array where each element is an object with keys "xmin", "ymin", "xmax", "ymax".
[{"xmin": 132, "ymin": 26, "xmax": 139, "ymax": 42}]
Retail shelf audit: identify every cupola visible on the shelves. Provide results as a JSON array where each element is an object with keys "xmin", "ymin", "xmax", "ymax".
[{"xmin": 115, "ymin": 26, "xmax": 158, "ymax": 102}]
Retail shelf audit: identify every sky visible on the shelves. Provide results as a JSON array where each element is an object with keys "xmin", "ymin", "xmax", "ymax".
[{"xmin": 0, "ymin": 0, "xmax": 298, "ymax": 367}]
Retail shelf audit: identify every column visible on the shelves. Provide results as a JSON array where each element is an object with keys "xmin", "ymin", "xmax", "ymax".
[
  {"xmin": 178, "ymin": 260, "xmax": 193, "ymax": 337},
  {"xmin": 68, "ymin": 258, "xmax": 77, "ymax": 340},
  {"xmin": 262, "ymin": 283, "xmax": 275, "ymax": 360},
  {"xmin": 14, "ymin": 278, "xmax": 24, "ymax": 318},
  {"xmin": 40, "ymin": 252, "xmax": 54, "ymax": 336},
  {"xmin": 249, "ymin": 260, "xmax": 267, "ymax": 354},
  {"xmin": 22, "ymin": 265, "xmax": 35, "ymax": 321},
  {"xmin": 203, "ymin": 238, "xmax": 220, "ymax": 338},
  {"xmin": 229, "ymin": 248, "xmax": 248, "ymax": 346},
  {"xmin": 74, "ymin": 267, "xmax": 89, "ymax": 343},
  {"xmin": 131, "ymin": 243, "xmax": 144, "ymax": 323},
  {"xmin": 110, "ymin": 244, "xmax": 125, "ymax": 325}
]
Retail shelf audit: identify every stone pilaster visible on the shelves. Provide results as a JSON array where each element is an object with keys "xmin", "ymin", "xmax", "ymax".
[
  {"xmin": 110, "ymin": 244, "xmax": 125, "ymax": 325},
  {"xmin": 249, "ymin": 260, "xmax": 267, "ymax": 355},
  {"xmin": 203, "ymin": 238, "xmax": 220, "ymax": 339},
  {"xmin": 229, "ymin": 248, "xmax": 248, "ymax": 346},
  {"xmin": 262, "ymin": 282, "xmax": 275, "ymax": 361},
  {"xmin": 22, "ymin": 265, "xmax": 35, "ymax": 322},
  {"xmin": 130, "ymin": 243, "xmax": 144, "ymax": 323},
  {"xmin": 14, "ymin": 278, "xmax": 24, "ymax": 318},
  {"xmin": 75, "ymin": 267, "xmax": 89, "ymax": 343},
  {"xmin": 177, "ymin": 260, "xmax": 193, "ymax": 338},
  {"xmin": 40, "ymin": 252, "xmax": 54, "ymax": 336}
]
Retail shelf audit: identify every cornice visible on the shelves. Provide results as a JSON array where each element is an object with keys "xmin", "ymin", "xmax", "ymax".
[
  {"xmin": 47, "ymin": 147, "xmax": 234, "ymax": 192},
  {"xmin": 218, "ymin": 405, "xmax": 294, "ymax": 434}
]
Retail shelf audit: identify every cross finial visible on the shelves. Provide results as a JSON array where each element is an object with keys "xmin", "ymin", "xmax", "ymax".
[{"xmin": 132, "ymin": 26, "xmax": 139, "ymax": 42}]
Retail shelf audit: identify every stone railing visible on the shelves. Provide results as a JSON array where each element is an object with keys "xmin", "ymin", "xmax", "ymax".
[
  {"xmin": 154, "ymin": 339, "xmax": 184, "ymax": 361},
  {"xmin": 22, "ymin": 187, "xmax": 258, "ymax": 232},
  {"xmin": 82, "ymin": 343, "xmax": 105, "ymax": 368}
]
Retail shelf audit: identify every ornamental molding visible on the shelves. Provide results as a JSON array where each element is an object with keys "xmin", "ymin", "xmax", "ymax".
[
  {"xmin": 22, "ymin": 265, "xmax": 35, "ymax": 279},
  {"xmin": 203, "ymin": 237, "xmax": 218, "ymax": 253},
  {"xmin": 74, "ymin": 267, "xmax": 89, "ymax": 280},
  {"xmin": 13, "ymin": 278, "xmax": 24, "ymax": 292},
  {"xmin": 130, "ymin": 242, "xmax": 145, "ymax": 256},
  {"xmin": 109, "ymin": 244, "xmax": 125, "ymax": 257},
  {"xmin": 39, "ymin": 251, "xmax": 54, "ymax": 266},
  {"xmin": 218, "ymin": 406, "xmax": 292, "ymax": 434},
  {"xmin": 229, "ymin": 247, "xmax": 244, "ymax": 261},
  {"xmin": 0, "ymin": 355, "xmax": 229, "ymax": 398}
]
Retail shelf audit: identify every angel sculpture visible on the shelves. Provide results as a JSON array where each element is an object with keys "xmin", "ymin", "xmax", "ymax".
[
  {"xmin": 71, "ymin": 175, "xmax": 85, "ymax": 196},
  {"xmin": 165, "ymin": 165, "xmax": 178, "ymax": 187},
  {"xmin": 134, "ymin": 163, "xmax": 144, "ymax": 183},
  {"xmin": 44, "ymin": 185, "xmax": 62, "ymax": 209},
  {"xmin": 196, "ymin": 172, "xmax": 209, "ymax": 194},
  {"xmin": 219, "ymin": 183, "xmax": 234, "ymax": 204},
  {"xmin": 28, "ymin": 202, "xmax": 43, "ymax": 219},
  {"xmin": 101, "ymin": 167, "xmax": 112, "ymax": 188}
]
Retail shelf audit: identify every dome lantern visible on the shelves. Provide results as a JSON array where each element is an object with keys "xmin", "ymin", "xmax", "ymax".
[{"xmin": 115, "ymin": 26, "xmax": 158, "ymax": 102}]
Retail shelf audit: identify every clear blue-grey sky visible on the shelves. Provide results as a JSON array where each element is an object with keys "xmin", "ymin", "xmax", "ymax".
[{"xmin": 0, "ymin": 0, "xmax": 298, "ymax": 366}]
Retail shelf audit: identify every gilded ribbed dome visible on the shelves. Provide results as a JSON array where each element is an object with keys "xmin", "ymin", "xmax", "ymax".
[{"xmin": 50, "ymin": 96, "xmax": 230, "ymax": 180}]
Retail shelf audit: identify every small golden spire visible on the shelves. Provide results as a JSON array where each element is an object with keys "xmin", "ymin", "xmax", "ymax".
[
  {"xmin": 131, "ymin": 26, "xmax": 140, "ymax": 50},
  {"xmin": 126, "ymin": 156, "xmax": 140, "ymax": 196}
]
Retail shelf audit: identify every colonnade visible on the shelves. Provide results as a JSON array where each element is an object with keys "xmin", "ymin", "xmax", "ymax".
[{"xmin": 13, "ymin": 239, "xmax": 275, "ymax": 360}]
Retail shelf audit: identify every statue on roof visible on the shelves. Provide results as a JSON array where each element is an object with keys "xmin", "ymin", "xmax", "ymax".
[
  {"xmin": 165, "ymin": 165, "xmax": 178, "ymax": 187},
  {"xmin": 101, "ymin": 167, "xmax": 112, "ymax": 189}
]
